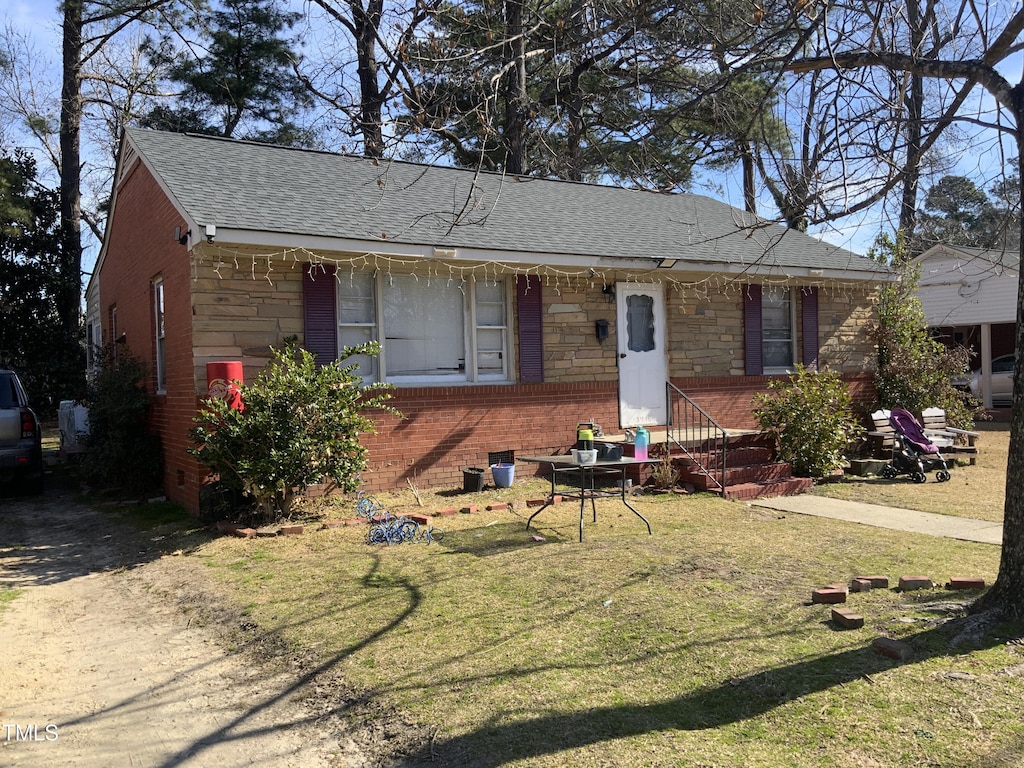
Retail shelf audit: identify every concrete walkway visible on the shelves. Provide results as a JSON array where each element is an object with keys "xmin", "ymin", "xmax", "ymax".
[{"xmin": 751, "ymin": 495, "xmax": 1004, "ymax": 545}]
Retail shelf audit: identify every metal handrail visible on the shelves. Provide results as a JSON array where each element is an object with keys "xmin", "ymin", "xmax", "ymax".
[{"xmin": 665, "ymin": 382, "xmax": 728, "ymax": 493}]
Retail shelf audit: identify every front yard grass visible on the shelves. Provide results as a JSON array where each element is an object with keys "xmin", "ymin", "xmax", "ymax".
[{"xmin": 191, "ymin": 474, "xmax": 1022, "ymax": 767}]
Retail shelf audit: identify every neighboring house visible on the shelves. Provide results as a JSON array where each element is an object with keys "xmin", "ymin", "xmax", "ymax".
[
  {"xmin": 90, "ymin": 129, "xmax": 890, "ymax": 514},
  {"xmin": 912, "ymin": 244, "xmax": 1018, "ymax": 408}
]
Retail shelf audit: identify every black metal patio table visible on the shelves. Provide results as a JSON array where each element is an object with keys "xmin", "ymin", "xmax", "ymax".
[{"xmin": 518, "ymin": 455, "xmax": 659, "ymax": 542}]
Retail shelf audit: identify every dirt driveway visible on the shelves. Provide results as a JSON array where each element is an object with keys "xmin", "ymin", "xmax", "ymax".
[{"xmin": 0, "ymin": 480, "xmax": 376, "ymax": 768}]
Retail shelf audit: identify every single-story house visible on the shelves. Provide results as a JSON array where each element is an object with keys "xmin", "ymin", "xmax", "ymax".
[
  {"xmin": 912, "ymin": 244, "xmax": 1018, "ymax": 408},
  {"xmin": 89, "ymin": 128, "xmax": 890, "ymax": 514}
]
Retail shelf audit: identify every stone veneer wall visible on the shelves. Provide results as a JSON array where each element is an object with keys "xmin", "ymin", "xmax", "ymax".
[{"xmin": 181, "ymin": 256, "xmax": 880, "ymax": 503}]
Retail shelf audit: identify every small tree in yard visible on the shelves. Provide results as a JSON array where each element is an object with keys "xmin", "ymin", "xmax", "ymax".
[
  {"xmin": 190, "ymin": 341, "xmax": 399, "ymax": 521},
  {"xmin": 872, "ymin": 234, "xmax": 974, "ymax": 429},
  {"xmin": 753, "ymin": 366, "xmax": 863, "ymax": 478}
]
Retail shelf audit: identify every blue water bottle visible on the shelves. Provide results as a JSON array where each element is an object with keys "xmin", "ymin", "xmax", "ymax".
[{"xmin": 634, "ymin": 426, "xmax": 649, "ymax": 461}]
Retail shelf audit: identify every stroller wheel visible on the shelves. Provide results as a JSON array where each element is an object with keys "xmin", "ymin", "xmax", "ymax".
[
  {"xmin": 880, "ymin": 464, "xmax": 897, "ymax": 479},
  {"xmin": 912, "ymin": 471, "xmax": 927, "ymax": 484},
  {"xmin": 936, "ymin": 470, "xmax": 951, "ymax": 482}
]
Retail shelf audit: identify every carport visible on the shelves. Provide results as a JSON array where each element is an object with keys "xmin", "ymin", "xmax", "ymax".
[{"xmin": 912, "ymin": 244, "xmax": 1018, "ymax": 409}]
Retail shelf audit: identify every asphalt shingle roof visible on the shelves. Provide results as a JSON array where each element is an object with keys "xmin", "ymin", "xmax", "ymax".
[{"xmin": 126, "ymin": 128, "xmax": 886, "ymax": 278}]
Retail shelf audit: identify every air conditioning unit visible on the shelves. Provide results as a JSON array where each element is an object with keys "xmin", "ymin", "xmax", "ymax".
[{"xmin": 58, "ymin": 400, "xmax": 90, "ymax": 453}]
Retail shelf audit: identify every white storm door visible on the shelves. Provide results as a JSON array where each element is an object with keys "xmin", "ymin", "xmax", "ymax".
[{"xmin": 616, "ymin": 282, "xmax": 667, "ymax": 427}]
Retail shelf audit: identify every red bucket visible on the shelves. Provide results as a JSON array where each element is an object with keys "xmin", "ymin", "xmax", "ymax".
[{"xmin": 206, "ymin": 361, "xmax": 244, "ymax": 411}]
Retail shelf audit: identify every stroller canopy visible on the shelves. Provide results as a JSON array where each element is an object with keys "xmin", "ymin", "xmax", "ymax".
[{"xmin": 889, "ymin": 408, "xmax": 940, "ymax": 454}]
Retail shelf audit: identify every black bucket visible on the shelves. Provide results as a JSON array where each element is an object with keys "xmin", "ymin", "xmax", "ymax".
[{"xmin": 463, "ymin": 467, "xmax": 486, "ymax": 493}]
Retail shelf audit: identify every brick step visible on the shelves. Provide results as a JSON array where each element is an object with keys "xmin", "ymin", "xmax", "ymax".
[
  {"xmin": 672, "ymin": 445, "xmax": 775, "ymax": 468},
  {"xmin": 722, "ymin": 476, "xmax": 813, "ymax": 501},
  {"xmin": 680, "ymin": 461, "xmax": 794, "ymax": 491}
]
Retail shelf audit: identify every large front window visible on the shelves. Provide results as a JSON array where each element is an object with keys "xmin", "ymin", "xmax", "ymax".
[
  {"xmin": 762, "ymin": 287, "xmax": 794, "ymax": 372},
  {"xmin": 338, "ymin": 274, "xmax": 509, "ymax": 384}
]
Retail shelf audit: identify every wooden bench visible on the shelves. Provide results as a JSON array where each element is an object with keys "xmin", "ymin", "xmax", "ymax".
[
  {"xmin": 920, "ymin": 407, "xmax": 979, "ymax": 465},
  {"xmin": 866, "ymin": 409, "xmax": 894, "ymax": 458}
]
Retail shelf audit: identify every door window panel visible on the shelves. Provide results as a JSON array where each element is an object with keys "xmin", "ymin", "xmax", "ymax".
[{"xmin": 626, "ymin": 293, "xmax": 656, "ymax": 352}]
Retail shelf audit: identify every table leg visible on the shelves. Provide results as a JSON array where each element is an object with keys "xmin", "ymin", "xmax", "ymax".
[
  {"xmin": 526, "ymin": 467, "xmax": 557, "ymax": 531},
  {"xmin": 619, "ymin": 467, "xmax": 652, "ymax": 535}
]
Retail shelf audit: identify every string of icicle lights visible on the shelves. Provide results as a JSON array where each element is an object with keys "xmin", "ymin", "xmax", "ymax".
[{"xmin": 192, "ymin": 245, "xmax": 869, "ymax": 301}]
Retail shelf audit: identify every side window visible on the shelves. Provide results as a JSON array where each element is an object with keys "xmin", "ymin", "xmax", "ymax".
[{"xmin": 154, "ymin": 278, "xmax": 166, "ymax": 391}]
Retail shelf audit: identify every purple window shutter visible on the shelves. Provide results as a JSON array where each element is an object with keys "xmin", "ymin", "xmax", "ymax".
[
  {"xmin": 303, "ymin": 264, "xmax": 338, "ymax": 366},
  {"xmin": 801, "ymin": 286, "xmax": 819, "ymax": 371},
  {"xmin": 744, "ymin": 284, "xmax": 763, "ymax": 376},
  {"xmin": 516, "ymin": 275, "xmax": 544, "ymax": 383}
]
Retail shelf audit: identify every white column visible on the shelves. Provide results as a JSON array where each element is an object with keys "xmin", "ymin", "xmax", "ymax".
[{"xmin": 980, "ymin": 323, "xmax": 992, "ymax": 409}]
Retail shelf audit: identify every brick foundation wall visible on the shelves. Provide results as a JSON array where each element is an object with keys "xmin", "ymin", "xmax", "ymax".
[{"xmin": 356, "ymin": 372, "xmax": 878, "ymax": 492}]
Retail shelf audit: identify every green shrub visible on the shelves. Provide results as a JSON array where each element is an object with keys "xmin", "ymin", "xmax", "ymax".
[
  {"xmin": 871, "ymin": 234, "xmax": 975, "ymax": 428},
  {"xmin": 189, "ymin": 341, "xmax": 399, "ymax": 521},
  {"xmin": 81, "ymin": 344, "xmax": 164, "ymax": 495},
  {"xmin": 752, "ymin": 366, "xmax": 863, "ymax": 478}
]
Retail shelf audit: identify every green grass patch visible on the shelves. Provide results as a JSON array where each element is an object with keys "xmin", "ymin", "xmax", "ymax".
[
  {"xmin": 192, "ymin": 489, "xmax": 1023, "ymax": 767},
  {"xmin": 0, "ymin": 585, "xmax": 21, "ymax": 613}
]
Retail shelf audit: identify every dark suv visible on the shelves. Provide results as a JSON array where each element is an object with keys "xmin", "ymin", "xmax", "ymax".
[{"xmin": 0, "ymin": 368, "xmax": 43, "ymax": 493}]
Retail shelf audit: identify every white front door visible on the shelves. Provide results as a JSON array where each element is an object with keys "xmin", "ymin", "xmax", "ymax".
[{"xmin": 616, "ymin": 282, "xmax": 667, "ymax": 427}]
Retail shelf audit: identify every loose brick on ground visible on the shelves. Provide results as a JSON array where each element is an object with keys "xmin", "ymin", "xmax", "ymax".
[
  {"xmin": 278, "ymin": 525, "xmax": 304, "ymax": 535},
  {"xmin": 850, "ymin": 578, "xmax": 874, "ymax": 593},
  {"xmin": 898, "ymin": 576, "xmax": 933, "ymax": 591},
  {"xmin": 436, "ymin": 507, "xmax": 458, "ymax": 516},
  {"xmin": 407, "ymin": 514, "xmax": 431, "ymax": 525},
  {"xmin": 486, "ymin": 503, "xmax": 509, "ymax": 511},
  {"xmin": 233, "ymin": 527, "xmax": 257, "ymax": 539},
  {"xmin": 872, "ymin": 637, "xmax": 912, "ymax": 661},
  {"xmin": 946, "ymin": 577, "xmax": 986, "ymax": 590},
  {"xmin": 858, "ymin": 576, "xmax": 890, "ymax": 589},
  {"xmin": 812, "ymin": 588, "xmax": 847, "ymax": 604},
  {"xmin": 460, "ymin": 505, "xmax": 478, "ymax": 514},
  {"xmin": 320, "ymin": 520, "xmax": 348, "ymax": 529},
  {"xmin": 831, "ymin": 608, "xmax": 865, "ymax": 629}
]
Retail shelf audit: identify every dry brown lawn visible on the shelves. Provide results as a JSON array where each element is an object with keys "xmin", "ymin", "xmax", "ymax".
[{"xmin": 811, "ymin": 422, "xmax": 1010, "ymax": 522}]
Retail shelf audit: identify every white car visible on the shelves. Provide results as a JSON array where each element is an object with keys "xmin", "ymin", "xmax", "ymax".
[{"xmin": 970, "ymin": 354, "xmax": 1014, "ymax": 407}]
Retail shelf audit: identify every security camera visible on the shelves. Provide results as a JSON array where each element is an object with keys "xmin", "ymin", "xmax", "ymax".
[{"xmin": 205, "ymin": 224, "xmax": 216, "ymax": 244}]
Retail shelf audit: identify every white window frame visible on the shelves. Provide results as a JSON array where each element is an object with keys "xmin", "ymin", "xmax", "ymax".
[
  {"xmin": 762, "ymin": 286, "xmax": 796, "ymax": 374},
  {"xmin": 337, "ymin": 274, "xmax": 512, "ymax": 385},
  {"xmin": 154, "ymin": 278, "xmax": 166, "ymax": 392}
]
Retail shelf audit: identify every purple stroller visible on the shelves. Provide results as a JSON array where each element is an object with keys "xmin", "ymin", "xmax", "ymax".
[{"xmin": 880, "ymin": 408, "xmax": 951, "ymax": 483}]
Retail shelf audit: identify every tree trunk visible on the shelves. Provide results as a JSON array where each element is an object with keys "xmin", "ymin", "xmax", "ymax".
[
  {"xmin": 976, "ymin": 93, "xmax": 1024, "ymax": 618},
  {"xmin": 741, "ymin": 142, "xmax": 756, "ymax": 214},
  {"xmin": 60, "ymin": 0, "xmax": 84, "ymax": 340},
  {"xmin": 351, "ymin": 0, "xmax": 385, "ymax": 158},
  {"xmin": 898, "ymin": 0, "xmax": 924, "ymax": 242},
  {"xmin": 503, "ymin": 0, "xmax": 527, "ymax": 175}
]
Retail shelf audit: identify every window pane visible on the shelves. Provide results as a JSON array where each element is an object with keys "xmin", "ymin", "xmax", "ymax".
[
  {"xmin": 340, "ymin": 327, "xmax": 378, "ymax": 378},
  {"xmin": 338, "ymin": 273, "xmax": 375, "ymax": 323},
  {"xmin": 384, "ymin": 275, "xmax": 465, "ymax": 377},
  {"xmin": 762, "ymin": 287, "xmax": 792, "ymax": 368},
  {"xmin": 764, "ymin": 341, "xmax": 792, "ymax": 368},
  {"xmin": 475, "ymin": 282, "xmax": 505, "ymax": 326},
  {"xmin": 626, "ymin": 294, "xmax": 656, "ymax": 352},
  {"xmin": 477, "ymin": 328, "xmax": 504, "ymax": 372}
]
